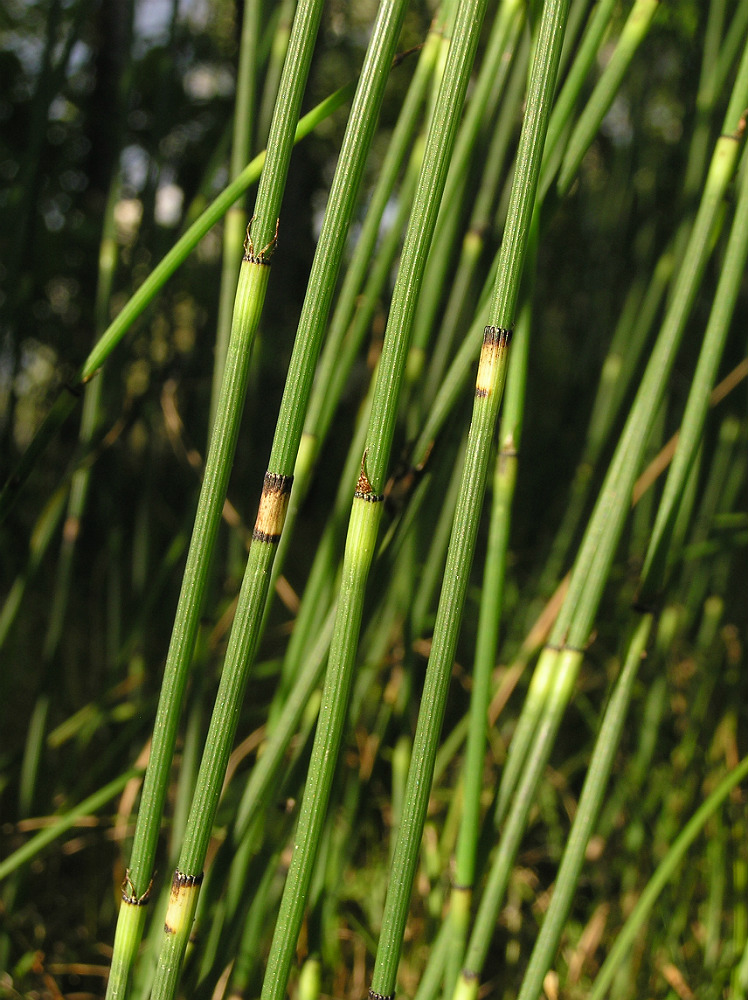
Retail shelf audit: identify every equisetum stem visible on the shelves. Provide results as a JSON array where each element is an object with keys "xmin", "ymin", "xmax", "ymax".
[
  {"xmin": 370, "ymin": 0, "xmax": 572, "ymax": 993},
  {"xmin": 149, "ymin": 0, "xmax": 412, "ymax": 992},
  {"xmin": 105, "ymin": 253, "xmax": 272, "ymax": 1000}
]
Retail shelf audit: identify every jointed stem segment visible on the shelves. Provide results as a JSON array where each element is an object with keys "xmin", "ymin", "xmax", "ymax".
[
  {"xmin": 253, "ymin": 472, "xmax": 294, "ymax": 543},
  {"xmin": 355, "ymin": 451, "xmax": 384, "ymax": 502},
  {"xmin": 244, "ymin": 216, "xmax": 280, "ymax": 264},
  {"xmin": 475, "ymin": 325, "xmax": 513, "ymax": 398},
  {"xmin": 120, "ymin": 869, "xmax": 154, "ymax": 907},
  {"xmin": 163, "ymin": 870, "xmax": 204, "ymax": 936}
]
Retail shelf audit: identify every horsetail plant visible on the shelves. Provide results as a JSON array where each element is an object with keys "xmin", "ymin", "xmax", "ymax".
[
  {"xmin": 452, "ymin": 37, "xmax": 748, "ymax": 1000},
  {"xmin": 148, "ymin": 2, "xmax": 412, "ymax": 996},
  {"xmin": 369, "ymin": 2, "xmax": 572, "ymax": 996},
  {"xmin": 491, "ymin": 22, "xmax": 748, "ymax": 835},
  {"xmin": 537, "ymin": 0, "xmax": 739, "ymax": 593},
  {"xmin": 258, "ymin": 1, "xmax": 495, "ymax": 997},
  {"xmin": 512, "ymin": 332, "xmax": 748, "ymax": 998},
  {"xmin": 407, "ymin": 0, "xmax": 524, "ymax": 393},
  {"xmin": 512, "ymin": 145, "xmax": 748, "ymax": 999},
  {"xmin": 423, "ymin": 25, "xmax": 531, "ymax": 408},
  {"xmin": 442, "ymin": 287, "xmax": 533, "ymax": 1000},
  {"xmin": 265, "ymin": 25, "xmax": 444, "ymax": 624},
  {"xmin": 4, "ymin": 4, "xmax": 748, "ymax": 999},
  {"xmin": 105, "ymin": 1, "xmax": 328, "ymax": 995},
  {"xmin": 105, "ymin": 238, "xmax": 276, "ymax": 1000}
]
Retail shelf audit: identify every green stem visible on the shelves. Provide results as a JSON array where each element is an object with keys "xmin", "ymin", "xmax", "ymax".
[
  {"xmin": 261, "ymin": 2, "xmax": 495, "ymax": 997},
  {"xmin": 149, "ymin": 2, "xmax": 412, "ymax": 995},
  {"xmin": 372, "ymin": 1, "xmax": 571, "ymax": 994},
  {"xmin": 515, "ymin": 612, "xmax": 652, "ymax": 1000},
  {"xmin": 455, "ymin": 647, "xmax": 581, "ymax": 1000},
  {"xmin": 105, "ymin": 260, "xmax": 272, "ymax": 1000},
  {"xmin": 443, "ymin": 290, "xmax": 532, "ymax": 999}
]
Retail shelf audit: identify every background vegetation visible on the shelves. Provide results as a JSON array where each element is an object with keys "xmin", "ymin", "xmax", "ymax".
[{"xmin": 1, "ymin": 1, "xmax": 746, "ymax": 999}]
